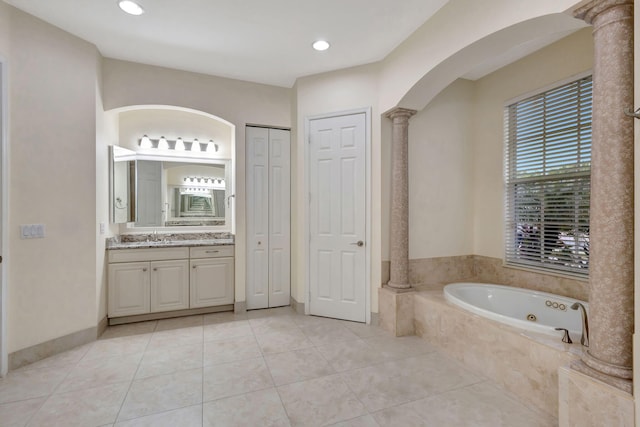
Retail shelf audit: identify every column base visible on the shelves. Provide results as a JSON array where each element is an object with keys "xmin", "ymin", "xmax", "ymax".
[
  {"xmin": 574, "ymin": 357, "xmax": 632, "ymax": 393},
  {"xmin": 385, "ymin": 281, "xmax": 413, "ymax": 292},
  {"xmin": 378, "ymin": 286, "xmax": 415, "ymax": 336},
  {"xmin": 559, "ymin": 363, "xmax": 633, "ymax": 427}
]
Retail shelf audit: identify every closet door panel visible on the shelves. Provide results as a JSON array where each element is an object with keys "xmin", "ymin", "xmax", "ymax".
[
  {"xmin": 268, "ymin": 129, "xmax": 291, "ymax": 307},
  {"xmin": 246, "ymin": 126, "xmax": 270, "ymax": 309}
]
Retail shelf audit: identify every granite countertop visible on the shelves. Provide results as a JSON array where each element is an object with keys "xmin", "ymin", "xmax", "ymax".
[{"xmin": 106, "ymin": 232, "xmax": 235, "ymax": 250}]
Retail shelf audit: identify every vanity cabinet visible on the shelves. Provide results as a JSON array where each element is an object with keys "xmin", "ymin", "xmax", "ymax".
[
  {"xmin": 107, "ymin": 245, "xmax": 234, "ymax": 319},
  {"xmin": 190, "ymin": 246, "xmax": 235, "ymax": 308}
]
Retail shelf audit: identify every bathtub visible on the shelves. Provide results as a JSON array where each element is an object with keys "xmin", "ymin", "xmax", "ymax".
[{"xmin": 444, "ymin": 282, "xmax": 587, "ymax": 340}]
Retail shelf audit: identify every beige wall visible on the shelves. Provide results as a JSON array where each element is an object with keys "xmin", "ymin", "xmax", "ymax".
[
  {"xmin": 101, "ymin": 59, "xmax": 291, "ymax": 304},
  {"xmin": 294, "ymin": 63, "xmax": 382, "ymax": 312},
  {"xmin": 472, "ymin": 28, "xmax": 593, "ymax": 259},
  {"xmin": 407, "ymin": 79, "xmax": 475, "ymax": 259},
  {"xmin": 3, "ymin": 6, "xmax": 100, "ymax": 352}
]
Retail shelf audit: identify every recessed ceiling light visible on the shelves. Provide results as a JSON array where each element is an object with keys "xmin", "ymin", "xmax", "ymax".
[
  {"xmin": 118, "ymin": 0, "xmax": 144, "ymax": 16},
  {"xmin": 312, "ymin": 40, "xmax": 330, "ymax": 51}
]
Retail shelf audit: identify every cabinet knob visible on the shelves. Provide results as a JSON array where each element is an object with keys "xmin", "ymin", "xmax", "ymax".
[
  {"xmin": 193, "ymin": 265, "xmax": 197, "ymax": 269},
  {"xmin": 142, "ymin": 268, "xmax": 147, "ymax": 272},
  {"xmin": 153, "ymin": 268, "xmax": 157, "ymax": 271}
]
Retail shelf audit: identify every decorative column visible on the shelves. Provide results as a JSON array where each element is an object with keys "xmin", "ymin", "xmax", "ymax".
[
  {"xmin": 574, "ymin": 0, "xmax": 634, "ymax": 392},
  {"xmin": 385, "ymin": 107, "xmax": 417, "ymax": 290}
]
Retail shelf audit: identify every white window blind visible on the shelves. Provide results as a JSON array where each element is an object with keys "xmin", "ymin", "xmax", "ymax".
[{"xmin": 504, "ymin": 76, "xmax": 592, "ymax": 277}]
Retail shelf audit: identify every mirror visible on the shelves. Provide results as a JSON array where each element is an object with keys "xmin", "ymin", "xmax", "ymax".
[
  {"xmin": 110, "ymin": 145, "xmax": 232, "ymax": 229},
  {"xmin": 110, "ymin": 145, "xmax": 136, "ymax": 224}
]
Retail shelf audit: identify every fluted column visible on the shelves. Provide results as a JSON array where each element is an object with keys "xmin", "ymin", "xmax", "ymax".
[
  {"xmin": 385, "ymin": 107, "xmax": 417, "ymax": 290},
  {"xmin": 574, "ymin": 0, "xmax": 634, "ymax": 392}
]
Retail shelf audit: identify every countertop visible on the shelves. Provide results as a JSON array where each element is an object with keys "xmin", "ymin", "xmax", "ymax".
[{"xmin": 106, "ymin": 237, "xmax": 235, "ymax": 250}]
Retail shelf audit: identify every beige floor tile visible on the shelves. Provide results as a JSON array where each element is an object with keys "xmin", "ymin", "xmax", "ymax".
[
  {"xmin": 341, "ymin": 353, "xmax": 482, "ymax": 412},
  {"xmin": 203, "ymin": 335, "xmax": 262, "ymax": 366},
  {"xmin": 202, "ymin": 320, "xmax": 253, "ymax": 342},
  {"xmin": 0, "ymin": 397, "xmax": 46, "ymax": 427},
  {"xmin": 155, "ymin": 315, "xmax": 204, "ymax": 332},
  {"xmin": 255, "ymin": 329, "xmax": 314, "ymax": 354},
  {"xmin": 290, "ymin": 314, "xmax": 342, "ymax": 328},
  {"xmin": 363, "ymin": 335, "xmax": 437, "ymax": 360},
  {"xmin": 57, "ymin": 352, "xmax": 142, "ymax": 393},
  {"xmin": 406, "ymin": 381, "xmax": 558, "ymax": 427},
  {"xmin": 299, "ymin": 323, "xmax": 361, "ymax": 346},
  {"xmin": 249, "ymin": 316, "xmax": 300, "ymax": 335},
  {"xmin": 27, "ymin": 382, "xmax": 129, "ymax": 427},
  {"xmin": 330, "ymin": 414, "xmax": 381, "ymax": 427},
  {"xmin": 203, "ymin": 357, "xmax": 273, "ymax": 402},
  {"xmin": 135, "ymin": 343, "xmax": 203, "ymax": 379},
  {"xmin": 114, "ymin": 404, "xmax": 202, "ymax": 427},
  {"xmin": 372, "ymin": 405, "xmax": 429, "ymax": 427},
  {"xmin": 117, "ymin": 368, "xmax": 203, "ymax": 422},
  {"xmin": 264, "ymin": 347, "xmax": 334, "ymax": 386},
  {"xmin": 247, "ymin": 306, "xmax": 297, "ymax": 319},
  {"xmin": 0, "ymin": 366, "xmax": 70, "ymax": 404},
  {"xmin": 203, "ymin": 311, "xmax": 248, "ymax": 325},
  {"xmin": 277, "ymin": 374, "xmax": 366, "ymax": 427},
  {"xmin": 16, "ymin": 344, "xmax": 91, "ymax": 372},
  {"xmin": 340, "ymin": 321, "xmax": 389, "ymax": 339},
  {"xmin": 100, "ymin": 322, "xmax": 157, "ymax": 340},
  {"xmin": 83, "ymin": 334, "xmax": 151, "ymax": 361},
  {"xmin": 315, "ymin": 339, "xmax": 386, "ymax": 372},
  {"xmin": 146, "ymin": 326, "xmax": 203, "ymax": 351},
  {"xmin": 203, "ymin": 388, "xmax": 290, "ymax": 427}
]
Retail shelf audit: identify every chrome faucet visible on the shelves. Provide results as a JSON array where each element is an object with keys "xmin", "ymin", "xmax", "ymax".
[{"xmin": 571, "ymin": 302, "xmax": 589, "ymax": 347}]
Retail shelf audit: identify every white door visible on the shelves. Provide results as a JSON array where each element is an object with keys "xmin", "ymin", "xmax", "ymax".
[
  {"xmin": 246, "ymin": 126, "xmax": 291, "ymax": 309},
  {"xmin": 0, "ymin": 62, "xmax": 6, "ymax": 375},
  {"xmin": 309, "ymin": 113, "xmax": 367, "ymax": 322}
]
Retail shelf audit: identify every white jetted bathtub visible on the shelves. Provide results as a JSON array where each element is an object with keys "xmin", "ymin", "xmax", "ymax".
[{"xmin": 443, "ymin": 282, "xmax": 587, "ymax": 340}]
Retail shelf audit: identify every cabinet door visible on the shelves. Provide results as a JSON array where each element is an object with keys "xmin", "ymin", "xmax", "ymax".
[
  {"xmin": 150, "ymin": 259, "xmax": 189, "ymax": 313},
  {"xmin": 190, "ymin": 257, "xmax": 235, "ymax": 308},
  {"xmin": 108, "ymin": 262, "xmax": 150, "ymax": 317}
]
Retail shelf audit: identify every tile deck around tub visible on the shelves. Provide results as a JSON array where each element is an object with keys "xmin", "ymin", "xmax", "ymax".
[{"xmin": 0, "ymin": 307, "xmax": 556, "ymax": 427}]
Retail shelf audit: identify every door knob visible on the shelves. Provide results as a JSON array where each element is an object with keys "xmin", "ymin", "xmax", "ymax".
[{"xmin": 351, "ymin": 241, "xmax": 364, "ymax": 247}]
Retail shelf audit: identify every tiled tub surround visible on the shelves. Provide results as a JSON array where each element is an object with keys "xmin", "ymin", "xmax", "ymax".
[
  {"xmin": 382, "ymin": 255, "xmax": 587, "ymax": 301},
  {"xmin": 414, "ymin": 291, "xmax": 581, "ymax": 418}
]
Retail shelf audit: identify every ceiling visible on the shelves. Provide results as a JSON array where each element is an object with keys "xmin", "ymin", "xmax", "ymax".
[{"xmin": 3, "ymin": 0, "xmax": 450, "ymax": 87}]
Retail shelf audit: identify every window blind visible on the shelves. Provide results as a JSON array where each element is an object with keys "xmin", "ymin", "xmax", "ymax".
[{"xmin": 504, "ymin": 76, "xmax": 592, "ymax": 277}]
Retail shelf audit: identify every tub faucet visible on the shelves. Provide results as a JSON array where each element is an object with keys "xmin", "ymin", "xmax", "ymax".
[{"xmin": 571, "ymin": 302, "xmax": 589, "ymax": 347}]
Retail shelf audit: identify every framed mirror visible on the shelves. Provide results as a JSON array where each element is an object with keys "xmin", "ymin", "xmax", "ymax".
[{"xmin": 109, "ymin": 145, "xmax": 136, "ymax": 224}]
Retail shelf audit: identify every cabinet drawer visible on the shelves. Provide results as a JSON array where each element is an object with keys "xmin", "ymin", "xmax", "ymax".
[
  {"xmin": 108, "ymin": 247, "xmax": 190, "ymax": 263},
  {"xmin": 190, "ymin": 245, "xmax": 235, "ymax": 259}
]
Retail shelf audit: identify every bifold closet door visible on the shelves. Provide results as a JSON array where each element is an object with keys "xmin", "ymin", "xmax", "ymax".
[{"xmin": 246, "ymin": 126, "xmax": 290, "ymax": 309}]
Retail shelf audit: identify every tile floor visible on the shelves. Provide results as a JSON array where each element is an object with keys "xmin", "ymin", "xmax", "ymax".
[{"xmin": 0, "ymin": 307, "xmax": 557, "ymax": 426}]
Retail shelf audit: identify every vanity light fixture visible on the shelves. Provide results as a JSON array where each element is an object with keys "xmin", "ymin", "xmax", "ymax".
[
  {"xmin": 312, "ymin": 40, "xmax": 330, "ymax": 51},
  {"xmin": 118, "ymin": 0, "xmax": 144, "ymax": 16},
  {"xmin": 157, "ymin": 136, "xmax": 169, "ymax": 150},
  {"xmin": 207, "ymin": 139, "xmax": 219, "ymax": 153},
  {"xmin": 175, "ymin": 137, "xmax": 185, "ymax": 151},
  {"xmin": 139, "ymin": 135, "xmax": 152, "ymax": 149}
]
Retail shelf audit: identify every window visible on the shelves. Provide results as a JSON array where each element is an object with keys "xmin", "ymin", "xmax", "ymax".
[{"xmin": 504, "ymin": 75, "xmax": 592, "ymax": 277}]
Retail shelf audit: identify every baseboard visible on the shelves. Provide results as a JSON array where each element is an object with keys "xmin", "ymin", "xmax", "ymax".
[
  {"xmin": 97, "ymin": 315, "xmax": 108, "ymax": 338},
  {"xmin": 370, "ymin": 312, "xmax": 379, "ymax": 326},
  {"xmin": 9, "ymin": 325, "xmax": 99, "ymax": 371},
  {"xmin": 234, "ymin": 301, "xmax": 247, "ymax": 314},
  {"xmin": 108, "ymin": 305, "xmax": 234, "ymax": 325},
  {"xmin": 290, "ymin": 296, "xmax": 305, "ymax": 314}
]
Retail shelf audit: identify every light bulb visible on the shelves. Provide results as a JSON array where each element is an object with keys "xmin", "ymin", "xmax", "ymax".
[
  {"xmin": 207, "ymin": 140, "xmax": 217, "ymax": 153},
  {"xmin": 312, "ymin": 40, "xmax": 330, "ymax": 51},
  {"xmin": 158, "ymin": 136, "xmax": 168, "ymax": 150},
  {"xmin": 140, "ymin": 135, "xmax": 152, "ymax": 149},
  {"xmin": 175, "ymin": 137, "xmax": 185, "ymax": 151},
  {"xmin": 191, "ymin": 138, "xmax": 201, "ymax": 152}
]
